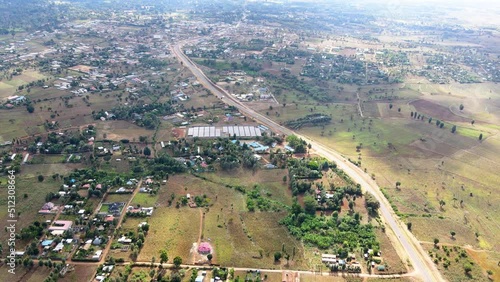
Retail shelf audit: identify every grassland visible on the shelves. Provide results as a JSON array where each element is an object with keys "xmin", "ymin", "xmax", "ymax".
[
  {"xmin": 59, "ymin": 264, "xmax": 97, "ymax": 282},
  {"xmin": 422, "ymin": 243, "xmax": 491, "ymax": 282},
  {"xmin": 202, "ymin": 169, "xmax": 293, "ymax": 206},
  {"xmin": 0, "ymin": 266, "xmax": 53, "ymax": 282},
  {"xmin": 131, "ymin": 192, "xmax": 159, "ymax": 207},
  {"xmin": 137, "ymin": 206, "xmax": 200, "ymax": 262},
  {"xmin": 0, "ymin": 70, "xmax": 47, "ymax": 98},
  {"xmin": 260, "ymin": 71, "xmax": 500, "ymax": 275},
  {"xmin": 0, "ymin": 173, "xmax": 63, "ymax": 247},
  {"xmin": 137, "ymin": 172, "xmax": 308, "ymax": 269},
  {"xmin": 95, "ymin": 120, "xmax": 155, "ymax": 141}
]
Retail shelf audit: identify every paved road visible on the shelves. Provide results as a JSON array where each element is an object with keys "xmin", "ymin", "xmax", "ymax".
[{"xmin": 171, "ymin": 43, "xmax": 444, "ymax": 282}]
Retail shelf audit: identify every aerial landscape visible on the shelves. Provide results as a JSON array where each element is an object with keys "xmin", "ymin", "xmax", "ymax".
[{"xmin": 0, "ymin": 0, "xmax": 499, "ymax": 281}]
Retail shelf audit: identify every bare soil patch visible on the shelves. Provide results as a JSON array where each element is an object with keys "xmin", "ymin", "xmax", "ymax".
[{"xmin": 410, "ymin": 99, "xmax": 470, "ymax": 122}]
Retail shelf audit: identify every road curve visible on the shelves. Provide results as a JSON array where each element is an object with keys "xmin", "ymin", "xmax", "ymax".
[{"xmin": 171, "ymin": 43, "xmax": 444, "ymax": 282}]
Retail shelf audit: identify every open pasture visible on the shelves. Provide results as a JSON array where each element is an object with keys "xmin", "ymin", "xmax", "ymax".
[
  {"xmin": 0, "ymin": 70, "xmax": 47, "ymax": 98},
  {"xmin": 95, "ymin": 120, "xmax": 155, "ymax": 141},
  {"xmin": 137, "ymin": 206, "xmax": 200, "ymax": 262}
]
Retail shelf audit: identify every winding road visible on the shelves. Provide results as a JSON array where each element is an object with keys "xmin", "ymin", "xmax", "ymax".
[{"xmin": 171, "ymin": 43, "xmax": 444, "ymax": 282}]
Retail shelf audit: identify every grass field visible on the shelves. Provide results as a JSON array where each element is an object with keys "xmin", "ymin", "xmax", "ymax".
[
  {"xmin": 137, "ymin": 206, "xmax": 200, "ymax": 262},
  {"xmin": 422, "ymin": 243, "xmax": 491, "ymax": 282},
  {"xmin": 0, "ymin": 174, "xmax": 63, "ymax": 246},
  {"xmin": 0, "ymin": 70, "xmax": 47, "ymax": 98},
  {"xmin": 95, "ymin": 120, "xmax": 155, "ymax": 141},
  {"xmin": 138, "ymin": 173, "xmax": 308, "ymax": 269},
  {"xmin": 0, "ymin": 265, "xmax": 52, "ymax": 282},
  {"xmin": 59, "ymin": 264, "xmax": 97, "ymax": 282},
  {"xmin": 202, "ymin": 169, "xmax": 293, "ymax": 206},
  {"xmin": 131, "ymin": 192, "xmax": 159, "ymax": 207},
  {"xmin": 104, "ymin": 193, "xmax": 133, "ymax": 204},
  {"xmin": 261, "ymin": 74, "xmax": 500, "ymax": 276}
]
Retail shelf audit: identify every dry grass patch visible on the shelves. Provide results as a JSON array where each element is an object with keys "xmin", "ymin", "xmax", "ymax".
[
  {"xmin": 95, "ymin": 120, "xmax": 155, "ymax": 141},
  {"xmin": 60, "ymin": 265, "xmax": 98, "ymax": 282},
  {"xmin": 138, "ymin": 207, "xmax": 200, "ymax": 262}
]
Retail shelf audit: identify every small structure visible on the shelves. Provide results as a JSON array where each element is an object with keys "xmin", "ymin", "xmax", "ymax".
[
  {"xmin": 41, "ymin": 240, "xmax": 54, "ymax": 247},
  {"xmin": 92, "ymin": 250, "xmax": 103, "ymax": 260},
  {"xmin": 118, "ymin": 236, "xmax": 132, "ymax": 244},
  {"xmin": 198, "ymin": 242, "xmax": 212, "ymax": 254},
  {"xmin": 321, "ymin": 254, "xmax": 337, "ymax": 264},
  {"xmin": 39, "ymin": 202, "xmax": 59, "ymax": 214},
  {"xmin": 53, "ymin": 242, "xmax": 64, "ymax": 252},
  {"xmin": 48, "ymin": 220, "xmax": 73, "ymax": 232}
]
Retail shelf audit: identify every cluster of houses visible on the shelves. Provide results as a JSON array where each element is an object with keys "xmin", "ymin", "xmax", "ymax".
[
  {"xmin": 231, "ymin": 83, "xmax": 275, "ymax": 102},
  {"xmin": 3, "ymin": 95, "xmax": 26, "ymax": 108},
  {"xmin": 79, "ymin": 237, "xmax": 106, "ymax": 260},
  {"xmin": 39, "ymin": 202, "xmax": 61, "ymax": 214},
  {"xmin": 94, "ymin": 265, "xmax": 114, "ymax": 282},
  {"xmin": 126, "ymin": 205, "xmax": 154, "ymax": 216},
  {"xmin": 321, "ymin": 253, "xmax": 361, "ymax": 272},
  {"xmin": 139, "ymin": 177, "xmax": 156, "ymax": 193},
  {"xmin": 96, "ymin": 144, "xmax": 122, "ymax": 156},
  {"xmin": 40, "ymin": 238, "xmax": 75, "ymax": 254}
]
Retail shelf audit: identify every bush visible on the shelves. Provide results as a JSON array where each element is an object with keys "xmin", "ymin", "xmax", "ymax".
[{"xmin": 274, "ymin": 251, "xmax": 282, "ymax": 261}]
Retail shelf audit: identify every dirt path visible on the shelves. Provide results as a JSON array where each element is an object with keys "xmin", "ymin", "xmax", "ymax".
[
  {"xmin": 356, "ymin": 92, "xmax": 364, "ymax": 118},
  {"xmin": 191, "ymin": 208, "xmax": 204, "ymax": 264}
]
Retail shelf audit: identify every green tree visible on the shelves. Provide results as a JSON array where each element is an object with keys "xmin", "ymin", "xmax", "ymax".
[
  {"xmin": 433, "ymin": 238, "xmax": 439, "ymax": 247},
  {"xmin": 207, "ymin": 254, "xmax": 213, "ymax": 262},
  {"xmin": 439, "ymin": 200, "xmax": 446, "ymax": 209},
  {"xmin": 463, "ymin": 262, "xmax": 472, "ymax": 273},
  {"xmin": 348, "ymin": 200, "xmax": 354, "ymax": 211},
  {"xmin": 479, "ymin": 133, "xmax": 483, "ymax": 141},
  {"xmin": 173, "ymin": 256, "xmax": 182, "ymax": 268},
  {"xmin": 27, "ymin": 104, "xmax": 35, "ymax": 113},
  {"xmin": 274, "ymin": 251, "xmax": 282, "ymax": 261},
  {"xmin": 303, "ymin": 195, "xmax": 317, "ymax": 215},
  {"xmin": 451, "ymin": 125, "xmax": 457, "ymax": 133},
  {"xmin": 450, "ymin": 231, "xmax": 456, "ymax": 239},
  {"xmin": 459, "ymin": 104, "xmax": 464, "ymax": 111},
  {"xmin": 144, "ymin": 147, "xmax": 151, "ymax": 156},
  {"xmin": 407, "ymin": 222, "xmax": 412, "ymax": 231},
  {"xmin": 38, "ymin": 175, "xmax": 44, "ymax": 182},
  {"xmin": 159, "ymin": 249, "xmax": 168, "ymax": 264}
]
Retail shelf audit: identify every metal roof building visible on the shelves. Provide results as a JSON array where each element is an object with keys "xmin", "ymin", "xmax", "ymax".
[{"xmin": 187, "ymin": 126, "xmax": 262, "ymax": 138}]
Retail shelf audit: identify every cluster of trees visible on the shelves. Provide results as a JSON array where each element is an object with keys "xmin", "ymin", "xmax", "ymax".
[
  {"xmin": 147, "ymin": 153, "xmax": 187, "ymax": 175},
  {"xmin": 286, "ymin": 135, "xmax": 307, "ymax": 154},
  {"xmin": 19, "ymin": 221, "xmax": 46, "ymax": 240},
  {"xmin": 94, "ymin": 102, "xmax": 176, "ymax": 130},
  {"xmin": 27, "ymin": 132, "xmax": 93, "ymax": 155},
  {"xmin": 285, "ymin": 114, "xmax": 332, "ymax": 129},
  {"xmin": 287, "ymin": 158, "xmax": 328, "ymax": 195},
  {"xmin": 271, "ymin": 73, "xmax": 335, "ymax": 103},
  {"xmin": 246, "ymin": 185, "xmax": 282, "ymax": 212},
  {"xmin": 281, "ymin": 199, "xmax": 379, "ymax": 251}
]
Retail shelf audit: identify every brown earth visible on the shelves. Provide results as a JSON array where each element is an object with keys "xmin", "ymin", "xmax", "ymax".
[{"xmin": 410, "ymin": 99, "xmax": 470, "ymax": 123}]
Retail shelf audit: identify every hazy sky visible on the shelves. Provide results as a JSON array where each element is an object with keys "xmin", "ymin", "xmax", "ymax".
[{"xmin": 284, "ymin": 0, "xmax": 500, "ymax": 7}]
